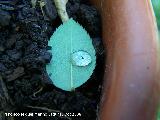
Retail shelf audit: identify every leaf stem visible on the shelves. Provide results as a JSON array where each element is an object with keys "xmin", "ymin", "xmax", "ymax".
[{"xmin": 53, "ymin": 0, "xmax": 69, "ymax": 22}]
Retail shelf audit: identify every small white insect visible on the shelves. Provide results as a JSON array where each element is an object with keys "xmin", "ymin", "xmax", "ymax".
[{"xmin": 71, "ymin": 50, "xmax": 92, "ymax": 67}]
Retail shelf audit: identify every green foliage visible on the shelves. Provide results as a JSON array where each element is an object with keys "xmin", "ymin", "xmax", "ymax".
[
  {"xmin": 152, "ymin": 0, "xmax": 160, "ymax": 28},
  {"xmin": 157, "ymin": 105, "xmax": 160, "ymax": 120},
  {"xmin": 46, "ymin": 18, "xmax": 96, "ymax": 91},
  {"xmin": 152, "ymin": 1, "xmax": 160, "ymax": 120}
]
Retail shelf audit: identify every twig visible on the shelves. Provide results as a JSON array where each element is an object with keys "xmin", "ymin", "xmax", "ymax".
[
  {"xmin": 33, "ymin": 87, "xmax": 43, "ymax": 97},
  {"xmin": 39, "ymin": 0, "xmax": 46, "ymax": 17},
  {"xmin": 31, "ymin": 0, "xmax": 37, "ymax": 8}
]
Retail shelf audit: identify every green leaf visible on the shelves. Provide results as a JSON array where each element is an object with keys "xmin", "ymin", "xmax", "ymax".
[
  {"xmin": 152, "ymin": 0, "xmax": 160, "ymax": 28},
  {"xmin": 46, "ymin": 18, "xmax": 96, "ymax": 91},
  {"xmin": 157, "ymin": 104, "xmax": 160, "ymax": 120}
]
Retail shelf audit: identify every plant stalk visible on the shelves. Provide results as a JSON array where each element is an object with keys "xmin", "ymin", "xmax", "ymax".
[{"xmin": 53, "ymin": 0, "xmax": 69, "ymax": 22}]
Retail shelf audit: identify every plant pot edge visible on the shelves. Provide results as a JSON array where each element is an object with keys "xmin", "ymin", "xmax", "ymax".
[{"xmin": 89, "ymin": 0, "xmax": 160, "ymax": 120}]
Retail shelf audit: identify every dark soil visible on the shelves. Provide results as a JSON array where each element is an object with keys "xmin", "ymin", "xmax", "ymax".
[{"xmin": 0, "ymin": 0, "xmax": 104, "ymax": 120}]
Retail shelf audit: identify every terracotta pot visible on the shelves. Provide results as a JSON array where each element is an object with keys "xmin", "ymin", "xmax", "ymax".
[{"xmin": 89, "ymin": 0, "xmax": 160, "ymax": 120}]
